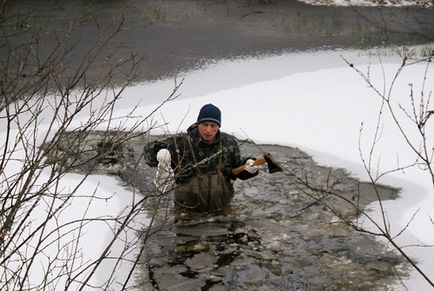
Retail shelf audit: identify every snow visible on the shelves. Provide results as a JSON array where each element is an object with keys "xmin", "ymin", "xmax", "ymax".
[
  {"xmin": 2, "ymin": 45, "xmax": 434, "ymax": 289},
  {"xmin": 27, "ymin": 173, "xmax": 148, "ymax": 289},
  {"xmin": 0, "ymin": 113, "xmax": 148, "ymax": 288}
]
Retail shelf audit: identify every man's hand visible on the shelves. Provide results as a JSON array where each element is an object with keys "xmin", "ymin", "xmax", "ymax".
[
  {"xmin": 244, "ymin": 159, "xmax": 259, "ymax": 174},
  {"xmin": 157, "ymin": 149, "xmax": 171, "ymax": 166}
]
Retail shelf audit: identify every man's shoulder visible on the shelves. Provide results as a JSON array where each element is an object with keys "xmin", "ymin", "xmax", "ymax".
[
  {"xmin": 150, "ymin": 133, "xmax": 190, "ymax": 147},
  {"xmin": 171, "ymin": 132, "xmax": 191, "ymax": 145},
  {"xmin": 219, "ymin": 132, "xmax": 238, "ymax": 145}
]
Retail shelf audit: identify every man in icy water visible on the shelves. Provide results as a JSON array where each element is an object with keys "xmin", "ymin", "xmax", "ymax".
[{"xmin": 145, "ymin": 103, "xmax": 259, "ymax": 214}]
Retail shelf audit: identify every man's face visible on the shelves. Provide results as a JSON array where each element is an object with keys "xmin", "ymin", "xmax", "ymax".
[{"xmin": 198, "ymin": 122, "xmax": 219, "ymax": 144}]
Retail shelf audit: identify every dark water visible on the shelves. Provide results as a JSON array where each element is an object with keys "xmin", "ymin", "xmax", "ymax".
[{"xmin": 2, "ymin": 0, "xmax": 434, "ymax": 84}]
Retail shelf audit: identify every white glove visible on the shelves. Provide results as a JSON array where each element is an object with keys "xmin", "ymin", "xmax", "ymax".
[
  {"xmin": 156, "ymin": 149, "xmax": 171, "ymax": 166},
  {"xmin": 244, "ymin": 159, "xmax": 259, "ymax": 174},
  {"xmin": 154, "ymin": 149, "xmax": 174, "ymax": 193}
]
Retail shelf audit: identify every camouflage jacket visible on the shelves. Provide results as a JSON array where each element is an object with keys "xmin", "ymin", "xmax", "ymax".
[{"xmin": 145, "ymin": 124, "xmax": 257, "ymax": 184}]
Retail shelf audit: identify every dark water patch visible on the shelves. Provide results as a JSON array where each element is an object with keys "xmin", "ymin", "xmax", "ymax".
[{"xmin": 4, "ymin": 0, "xmax": 433, "ymax": 86}]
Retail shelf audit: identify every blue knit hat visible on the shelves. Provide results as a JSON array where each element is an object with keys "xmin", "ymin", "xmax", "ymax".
[{"xmin": 197, "ymin": 103, "xmax": 221, "ymax": 126}]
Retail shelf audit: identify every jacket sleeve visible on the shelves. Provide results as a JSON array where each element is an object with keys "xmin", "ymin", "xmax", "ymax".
[{"xmin": 224, "ymin": 136, "xmax": 258, "ymax": 181}]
